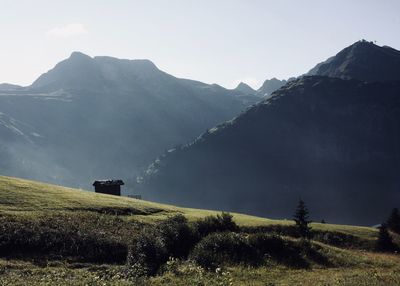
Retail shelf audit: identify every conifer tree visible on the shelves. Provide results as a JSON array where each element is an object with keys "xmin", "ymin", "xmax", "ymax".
[
  {"xmin": 386, "ymin": 208, "xmax": 400, "ymax": 234},
  {"xmin": 293, "ymin": 199, "xmax": 312, "ymax": 239},
  {"xmin": 375, "ymin": 223, "xmax": 395, "ymax": 252}
]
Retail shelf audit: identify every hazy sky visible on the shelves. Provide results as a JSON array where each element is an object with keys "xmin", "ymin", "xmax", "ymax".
[{"xmin": 1, "ymin": 0, "xmax": 400, "ymax": 89}]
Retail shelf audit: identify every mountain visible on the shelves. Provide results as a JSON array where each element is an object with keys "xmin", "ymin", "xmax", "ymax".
[
  {"xmin": 31, "ymin": 52, "xmax": 170, "ymax": 92},
  {"xmin": 137, "ymin": 76, "xmax": 400, "ymax": 225},
  {"xmin": 234, "ymin": 82, "xmax": 256, "ymax": 95},
  {"xmin": 0, "ymin": 83, "xmax": 23, "ymax": 91},
  {"xmin": 0, "ymin": 112, "xmax": 39, "ymax": 143},
  {"xmin": 307, "ymin": 40, "xmax": 400, "ymax": 82},
  {"xmin": 0, "ymin": 52, "xmax": 259, "ymax": 189},
  {"xmin": 257, "ymin": 78, "xmax": 291, "ymax": 97}
]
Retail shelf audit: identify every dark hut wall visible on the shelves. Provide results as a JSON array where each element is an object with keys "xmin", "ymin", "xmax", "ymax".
[{"xmin": 94, "ymin": 185, "xmax": 121, "ymax": 196}]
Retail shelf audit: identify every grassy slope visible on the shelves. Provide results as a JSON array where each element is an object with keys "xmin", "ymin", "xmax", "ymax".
[
  {"xmin": 0, "ymin": 175, "xmax": 376, "ymax": 238},
  {"xmin": 2, "ymin": 175, "xmax": 399, "ymax": 285},
  {"xmin": 0, "ymin": 175, "xmax": 286, "ymax": 225}
]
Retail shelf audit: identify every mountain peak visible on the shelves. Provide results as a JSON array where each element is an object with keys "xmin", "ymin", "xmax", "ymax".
[
  {"xmin": 30, "ymin": 51, "xmax": 100, "ymax": 91},
  {"xmin": 307, "ymin": 41, "xmax": 400, "ymax": 82},
  {"xmin": 70, "ymin": 51, "xmax": 90, "ymax": 57},
  {"xmin": 352, "ymin": 39, "xmax": 376, "ymax": 47},
  {"xmin": 68, "ymin": 51, "xmax": 93, "ymax": 62},
  {"xmin": 234, "ymin": 82, "xmax": 255, "ymax": 94},
  {"xmin": 93, "ymin": 56, "xmax": 160, "ymax": 74},
  {"xmin": 30, "ymin": 53, "xmax": 163, "ymax": 92},
  {"xmin": 257, "ymin": 78, "xmax": 287, "ymax": 96}
]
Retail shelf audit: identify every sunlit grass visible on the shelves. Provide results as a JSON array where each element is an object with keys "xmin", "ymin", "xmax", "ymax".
[{"xmin": 0, "ymin": 175, "xmax": 378, "ymax": 240}]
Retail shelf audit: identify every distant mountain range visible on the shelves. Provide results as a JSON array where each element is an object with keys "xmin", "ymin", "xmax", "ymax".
[
  {"xmin": 0, "ymin": 52, "xmax": 261, "ymax": 189},
  {"xmin": 138, "ymin": 41, "xmax": 400, "ymax": 225}
]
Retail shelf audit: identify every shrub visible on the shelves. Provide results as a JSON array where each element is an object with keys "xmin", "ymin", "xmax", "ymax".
[
  {"xmin": 191, "ymin": 232, "xmax": 315, "ymax": 270},
  {"xmin": 158, "ymin": 214, "xmax": 196, "ymax": 258},
  {"xmin": 0, "ymin": 213, "xmax": 130, "ymax": 263},
  {"xmin": 194, "ymin": 212, "xmax": 239, "ymax": 238},
  {"xmin": 190, "ymin": 232, "xmax": 252, "ymax": 269},
  {"xmin": 127, "ymin": 228, "xmax": 168, "ymax": 276},
  {"xmin": 248, "ymin": 233, "xmax": 308, "ymax": 267},
  {"xmin": 242, "ymin": 225, "xmax": 371, "ymax": 250},
  {"xmin": 126, "ymin": 214, "xmax": 197, "ymax": 276},
  {"xmin": 248, "ymin": 233, "xmax": 286, "ymax": 257}
]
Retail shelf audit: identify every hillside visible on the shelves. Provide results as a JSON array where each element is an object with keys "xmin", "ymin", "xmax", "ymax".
[
  {"xmin": 1, "ymin": 175, "xmax": 399, "ymax": 286},
  {"xmin": 0, "ymin": 175, "xmax": 290, "ymax": 226},
  {"xmin": 0, "ymin": 175, "xmax": 377, "ymax": 235},
  {"xmin": 0, "ymin": 53, "xmax": 259, "ymax": 190},
  {"xmin": 138, "ymin": 76, "xmax": 400, "ymax": 225}
]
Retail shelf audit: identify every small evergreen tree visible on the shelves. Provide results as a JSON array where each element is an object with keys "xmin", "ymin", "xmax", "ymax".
[
  {"xmin": 293, "ymin": 199, "xmax": 312, "ymax": 239},
  {"xmin": 375, "ymin": 223, "xmax": 395, "ymax": 252},
  {"xmin": 386, "ymin": 208, "xmax": 400, "ymax": 234}
]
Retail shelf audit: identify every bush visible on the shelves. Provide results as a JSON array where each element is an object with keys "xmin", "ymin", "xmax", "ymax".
[
  {"xmin": 248, "ymin": 233, "xmax": 309, "ymax": 267},
  {"xmin": 127, "ymin": 213, "xmax": 239, "ymax": 276},
  {"xmin": 127, "ymin": 214, "xmax": 197, "ymax": 276},
  {"xmin": 0, "ymin": 213, "xmax": 130, "ymax": 263},
  {"xmin": 191, "ymin": 232, "xmax": 317, "ymax": 270},
  {"xmin": 242, "ymin": 225, "xmax": 371, "ymax": 250},
  {"xmin": 158, "ymin": 214, "xmax": 196, "ymax": 258},
  {"xmin": 127, "ymin": 228, "xmax": 168, "ymax": 276},
  {"xmin": 248, "ymin": 233, "xmax": 286, "ymax": 258},
  {"xmin": 194, "ymin": 212, "xmax": 239, "ymax": 238},
  {"xmin": 190, "ymin": 232, "xmax": 253, "ymax": 269}
]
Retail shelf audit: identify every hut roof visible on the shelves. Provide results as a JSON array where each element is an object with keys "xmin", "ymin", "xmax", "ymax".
[{"xmin": 93, "ymin": 179, "xmax": 125, "ymax": 186}]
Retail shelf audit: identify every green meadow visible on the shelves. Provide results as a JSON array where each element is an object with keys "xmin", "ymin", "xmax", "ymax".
[{"xmin": 0, "ymin": 175, "xmax": 398, "ymax": 286}]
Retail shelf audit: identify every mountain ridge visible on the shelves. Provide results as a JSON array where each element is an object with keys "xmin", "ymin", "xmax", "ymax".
[
  {"xmin": 0, "ymin": 52, "xmax": 259, "ymax": 189},
  {"xmin": 138, "ymin": 71, "xmax": 400, "ymax": 225},
  {"xmin": 307, "ymin": 40, "xmax": 400, "ymax": 82}
]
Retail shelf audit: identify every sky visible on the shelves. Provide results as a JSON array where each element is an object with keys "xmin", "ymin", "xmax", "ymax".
[{"xmin": 1, "ymin": 0, "xmax": 400, "ymax": 89}]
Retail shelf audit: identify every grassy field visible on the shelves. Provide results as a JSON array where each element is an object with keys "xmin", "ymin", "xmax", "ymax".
[
  {"xmin": 0, "ymin": 175, "xmax": 398, "ymax": 285},
  {"xmin": 0, "ymin": 175, "xmax": 378, "ymax": 234},
  {"xmin": 0, "ymin": 175, "xmax": 292, "ymax": 226}
]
